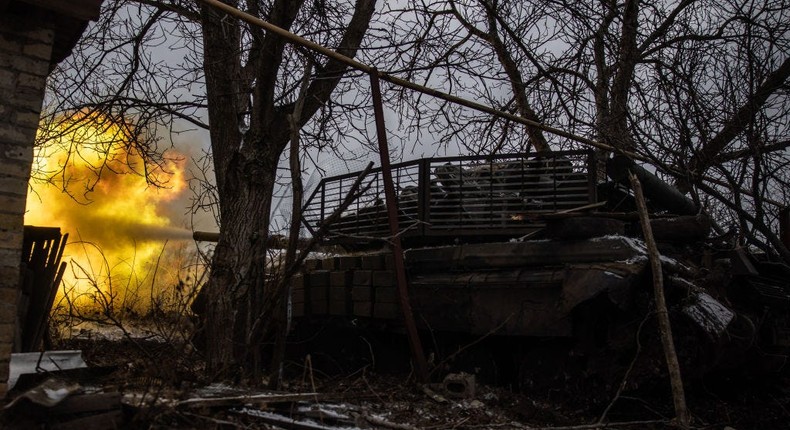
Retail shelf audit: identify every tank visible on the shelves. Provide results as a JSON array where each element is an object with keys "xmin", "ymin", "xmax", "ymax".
[{"xmin": 290, "ymin": 150, "xmax": 790, "ymax": 380}]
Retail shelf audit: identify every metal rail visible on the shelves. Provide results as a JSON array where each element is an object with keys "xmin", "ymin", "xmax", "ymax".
[{"xmin": 302, "ymin": 150, "xmax": 597, "ymax": 245}]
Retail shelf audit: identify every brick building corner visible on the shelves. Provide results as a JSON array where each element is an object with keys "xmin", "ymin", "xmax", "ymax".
[{"xmin": 0, "ymin": 0, "xmax": 102, "ymax": 398}]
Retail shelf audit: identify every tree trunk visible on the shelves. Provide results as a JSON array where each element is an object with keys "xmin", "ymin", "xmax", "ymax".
[
  {"xmin": 203, "ymin": 151, "xmax": 278, "ymax": 377},
  {"xmin": 198, "ymin": 0, "xmax": 377, "ymax": 380}
]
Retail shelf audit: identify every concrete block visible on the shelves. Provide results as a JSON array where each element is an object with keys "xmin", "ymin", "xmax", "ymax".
[
  {"xmin": 373, "ymin": 302, "xmax": 398, "ymax": 319},
  {"xmin": 0, "ymin": 104, "xmax": 8, "ymax": 119},
  {"xmin": 22, "ymin": 42, "xmax": 52, "ymax": 60},
  {"xmin": 0, "ymin": 324, "xmax": 13, "ymax": 347},
  {"xmin": 291, "ymin": 287, "xmax": 304, "ymax": 303},
  {"xmin": 0, "ymin": 229, "xmax": 23, "ymax": 245},
  {"xmin": 329, "ymin": 269, "xmax": 349, "ymax": 317},
  {"xmin": 353, "ymin": 301, "xmax": 371, "ymax": 317},
  {"xmin": 0, "ymin": 124, "xmax": 35, "ymax": 146},
  {"xmin": 329, "ymin": 299, "xmax": 347, "ymax": 316},
  {"xmin": 302, "ymin": 259, "xmax": 321, "ymax": 271},
  {"xmin": 0, "ymin": 341, "xmax": 11, "ymax": 358},
  {"xmin": 308, "ymin": 285, "xmax": 327, "ymax": 301},
  {"xmin": 0, "ymin": 303, "xmax": 15, "ymax": 324},
  {"xmin": 290, "ymin": 273, "xmax": 305, "ymax": 289},
  {"xmin": 337, "ymin": 256, "xmax": 359, "ymax": 270},
  {"xmin": 329, "ymin": 283, "xmax": 347, "ymax": 301},
  {"xmin": 0, "ymin": 34, "xmax": 22, "ymax": 54},
  {"xmin": 0, "ymin": 213, "xmax": 24, "ymax": 230},
  {"xmin": 291, "ymin": 301, "xmax": 304, "ymax": 317},
  {"xmin": 310, "ymin": 301, "xmax": 327, "ymax": 315},
  {"xmin": 0, "ymin": 177, "xmax": 29, "ymax": 196},
  {"xmin": 372, "ymin": 270, "xmax": 395, "ymax": 287},
  {"xmin": 0, "ymin": 285, "xmax": 20, "ymax": 304},
  {"xmin": 0, "ymin": 159, "xmax": 32, "ymax": 180},
  {"xmin": 384, "ymin": 254, "xmax": 396, "ymax": 270},
  {"xmin": 307, "ymin": 270, "xmax": 330, "ymax": 286},
  {"xmin": 8, "ymin": 86, "xmax": 46, "ymax": 111},
  {"xmin": 16, "ymin": 72, "xmax": 46, "ymax": 90},
  {"xmin": 0, "ymin": 248, "xmax": 23, "ymax": 264},
  {"xmin": 329, "ymin": 270, "xmax": 348, "ymax": 288},
  {"xmin": 0, "ymin": 69, "xmax": 15, "ymax": 89},
  {"xmin": 352, "ymin": 285, "xmax": 372, "ymax": 302},
  {"xmin": 352, "ymin": 270, "xmax": 372, "ymax": 286},
  {"xmin": 0, "ymin": 51, "xmax": 11, "ymax": 67},
  {"xmin": 10, "ymin": 55, "xmax": 48, "ymax": 77},
  {"xmin": 0, "ymin": 230, "xmax": 23, "ymax": 250},
  {"xmin": 0, "ymin": 193, "xmax": 29, "ymax": 216},
  {"xmin": 14, "ymin": 110, "xmax": 40, "ymax": 129},
  {"xmin": 360, "ymin": 254, "xmax": 384, "ymax": 270},
  {"xmin": 374, "ymin": 286, "xmax": 397, "ymax": 303},
  {"xmin": 320, "ymin": 257, "xmax": 337, "ymax": 270},
  {"xmin": 24, "ymin": 28, "xmax": 55, "ymax": 45}
]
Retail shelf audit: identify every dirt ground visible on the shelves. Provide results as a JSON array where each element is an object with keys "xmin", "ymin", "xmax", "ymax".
[{"xmin": 4, "ymin": 320, "xmax": 784, "ymax": 430}]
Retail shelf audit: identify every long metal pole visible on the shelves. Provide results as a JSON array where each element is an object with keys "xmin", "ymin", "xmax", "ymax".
[{"xmin": 369, "ymin": 68, "xmax": 429, "ymax": 382}]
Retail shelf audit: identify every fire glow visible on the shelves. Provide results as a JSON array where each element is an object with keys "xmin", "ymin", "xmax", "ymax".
[{"xmin": 25, "ymin": 112, "xmax": 194, "ymax": 313}]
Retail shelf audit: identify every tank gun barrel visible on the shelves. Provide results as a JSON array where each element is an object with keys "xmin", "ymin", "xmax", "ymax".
[{"xmin": 193, "ymin": 231, "xmax": 313, "ymax": 250}]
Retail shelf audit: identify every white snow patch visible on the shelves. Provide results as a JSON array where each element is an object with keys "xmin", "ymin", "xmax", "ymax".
[
  {"xmin": 240, "ymin": 407, "xmax": 361, "ymax": 430},
  {"xmin": 620, "ymin": 255, "xmax": 649, "ymax": 265},
  {"xmin": 595, "ymin": 235, "xmax": 690, "ymax": 271},
  {"xmin": 296, "ymin": 404, "xmax": 352, "ymax": 420},
  {"xmin": 683, "ymin": 292, "xmax": 735, "ymax": 336},
  {"xmin": 42, "ymin": 387, "xmax": 72, "ymax": 403}
]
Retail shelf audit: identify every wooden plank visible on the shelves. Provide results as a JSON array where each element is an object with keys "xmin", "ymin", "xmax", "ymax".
[
  {"xmin": 178, "ymin": 392, "xmax": 323, "ymax": 409},
  {"xmin": 20, "ymin": 227, "xmax": 66, "ymax": 352}
]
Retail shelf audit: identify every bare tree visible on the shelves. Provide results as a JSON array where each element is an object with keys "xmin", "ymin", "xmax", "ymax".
[
  {"xmin": 384, "ymin": 0, "xmax": 790, "ymax": 261},
  {"xmin": 41, "ymin": 0, "xmax": 377, "ymax": 378},
  {"xmin": 37, "ymin": 0, "xmax": 790, "ymax": 383}
]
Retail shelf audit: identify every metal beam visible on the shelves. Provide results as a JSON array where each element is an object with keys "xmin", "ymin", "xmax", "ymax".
[{"xmin": 369, "ymin": 69, "xmax": 429, "ymax": 382}]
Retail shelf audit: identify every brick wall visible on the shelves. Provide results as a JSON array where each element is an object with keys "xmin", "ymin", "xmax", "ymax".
[{"xmin": 0, "ymin": 13, "xmax": 54, "ymax": 397}]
